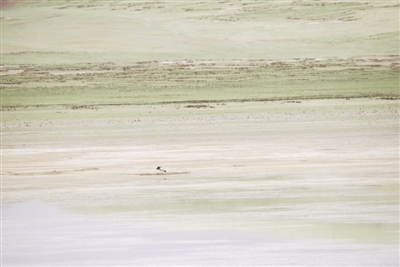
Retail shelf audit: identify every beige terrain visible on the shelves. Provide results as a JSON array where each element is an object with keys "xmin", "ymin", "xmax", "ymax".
[
  {"xmin": 1, "ymin": 0, "xmax": 399, "ymax": 266},
  {"xmin": 2, "ymin": 98, "xmax": 399, "ymax": 265}
]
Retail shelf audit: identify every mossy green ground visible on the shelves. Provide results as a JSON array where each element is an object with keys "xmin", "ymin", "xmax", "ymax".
[
  {"xmin": 1, "ymin": 1, "xmax": 399, "ymax": 108},
  {"xmin": 1, "ymin": 58, "xmax": 399, "ymax": 108}
]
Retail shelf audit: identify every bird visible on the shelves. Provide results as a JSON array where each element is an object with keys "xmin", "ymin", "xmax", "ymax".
[{"xmin": 157, "ymin": 166, "xmax": 166, "ymax": 173}]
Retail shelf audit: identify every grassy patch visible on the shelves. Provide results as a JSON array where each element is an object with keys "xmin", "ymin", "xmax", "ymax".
[{"xmin": 2, "ymin": 58, "xmax": 398, "ymax": 107}]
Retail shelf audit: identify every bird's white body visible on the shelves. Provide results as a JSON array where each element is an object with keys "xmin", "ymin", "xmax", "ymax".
[{"xmin": 157, "ymin": 166, "xmax": 166, "ymax": 172}]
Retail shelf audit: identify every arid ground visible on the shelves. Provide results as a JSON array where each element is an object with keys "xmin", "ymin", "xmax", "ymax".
[{"xmin": 1, "ymin": 1, "xmax": 399, "ymax": 266}]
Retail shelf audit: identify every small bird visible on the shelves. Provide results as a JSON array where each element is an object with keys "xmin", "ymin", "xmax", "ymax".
[{"xmin": 157, "ymin": 166, "xmax": 166, "ymax": 173}]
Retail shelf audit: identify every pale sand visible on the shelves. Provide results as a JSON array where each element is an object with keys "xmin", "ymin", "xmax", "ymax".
[{"xmin": 2, "ymin": 99, "xmax": 399, "ymax": 265}]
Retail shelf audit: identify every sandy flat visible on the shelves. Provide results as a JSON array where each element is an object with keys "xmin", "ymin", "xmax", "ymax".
[{"xmin": 2, "ymin": 98, "xmax": 399, "ymax": 265}]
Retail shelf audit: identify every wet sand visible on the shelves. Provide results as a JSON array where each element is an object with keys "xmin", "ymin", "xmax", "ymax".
[{"xmin": 2, "ymin": 99, "xmax": 399, "ymax": 266}]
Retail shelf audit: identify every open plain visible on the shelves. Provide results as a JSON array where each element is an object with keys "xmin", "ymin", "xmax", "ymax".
[{"xmin": 1, "ymin": 0, "xmax": 399, "ymax": 266}]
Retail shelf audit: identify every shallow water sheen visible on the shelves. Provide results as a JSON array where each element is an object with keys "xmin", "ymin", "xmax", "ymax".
[{"xmin": 2, "ymin": 202, "xmax": 399, "ymax": 266}]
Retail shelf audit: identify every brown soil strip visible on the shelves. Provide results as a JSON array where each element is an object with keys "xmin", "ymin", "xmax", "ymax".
[{"xmin": 139, "ymin": 172, "xmax": 190, "ymax": 176}]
